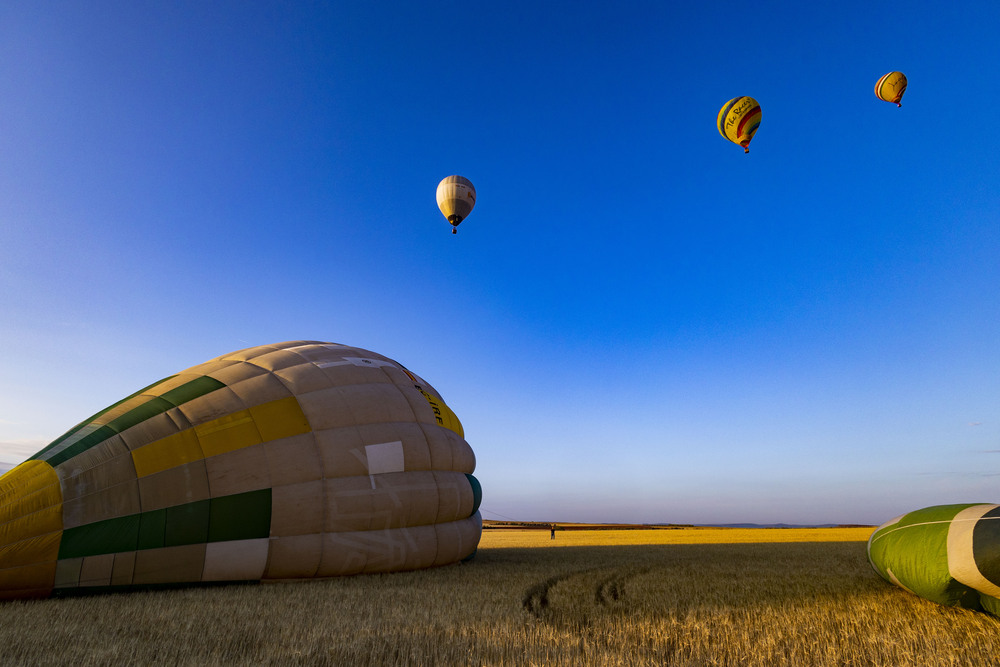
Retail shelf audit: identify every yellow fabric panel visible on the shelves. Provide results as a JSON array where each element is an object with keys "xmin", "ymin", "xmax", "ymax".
[
  {"xmin": 0, "ymin": 461, "xmax": 62, "ymax": 598},
  {"xmin": 204, "ymin": 443, "xmax": 271, "ymax": 497},
  {"xmin": 131, "ymin": 429, "xmax": 203, "ymax": 478},
  {"xmin": 0, "ymin": 505, "xmax": 62, "ymax": 556},
  {"xmin": 196, "ymin": 409, "xmax": 262, "ymax": 457},
  {"xmin": 249, "ymin": 396, "xmax": 311, "ymax": 442},
  {"xmin": 0, "ymin": 460, "xmax": 59, "ymax": 512},
  {"xmin": 0, "ymin": 530, "xmax": 61, "ymax": 569},
  {"xmin": 265, "ymin": 533, "xmax": 322, "ymax": 579},
  {"xmin": 417, "ymin": 389, "xmax": 464, "ymax": 437},
  {"xmin": 131, "ymin": 396, "xmax": 310, "ymax": 480},
  {"xmin": 0, "ymin": 561, "xmax": 58, "ymax": 599},
  {"xmin": 1, "ymin": 484, "xmax": 61, "ymax": 530}
]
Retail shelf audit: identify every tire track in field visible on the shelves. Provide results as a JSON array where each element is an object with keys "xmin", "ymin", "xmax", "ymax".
[
  {"xmin": 522, "ymin": 569, "xmax": 602, "ymax": 618},
  {"xmin": 594, "ymin": 567, "xmax": 650, "ymax": 608},
  {"xmin": 523, "ymin": 566, "xmax": 652, "ymax": 620}
]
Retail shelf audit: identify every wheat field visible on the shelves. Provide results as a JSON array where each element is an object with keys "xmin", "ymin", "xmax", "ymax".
[{"xmin": 1, "ymin": 527, "xmax": 998, "ymax": 666}]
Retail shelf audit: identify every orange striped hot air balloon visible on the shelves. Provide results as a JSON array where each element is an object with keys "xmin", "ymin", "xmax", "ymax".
[
  {"xmin": 875, "ymin": 71, "xmax": 907, "ymax": 107},
  {"xmin": 717, "ymin": 97, "xmax": 761, "ymax": 154}
]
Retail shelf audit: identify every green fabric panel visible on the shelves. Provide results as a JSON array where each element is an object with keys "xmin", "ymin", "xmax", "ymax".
[
  {"xmin": 107, "ymin": 397, "xmax": 174, "ymax": 434},
  {"xmin": 58, "ymin": 514, "xmax": 140, "ymax": 559},
  {"xmin": 465, "ymin": 474, "xmax": 482, "ymax": 516},
  {"xmin": 42, "ymin": 377, "xmax": 227, "ymax": 467},
  {"xmin": 32, "ymin": 376, "xmax": 176, "ymax": 460},
  {"xmin": 164, "ymin": 500, "xmax": 211, "ymax": 547},
  {"xmin": 44, "ymin": 425, "xmax": 118, "ymax": 467},
  {"xmin": 980, "ymin": 594, "xmax": 1000, "ymax": 618},
  {"xmin": 57, "ymin": 489, "xmax": 270, "ymax": 560},
  {"xmin": 161, "ymin": 376, "xmax": 226, "ymax": 407},
  {"xmin": 868, "ymin": 504, "xmax": 980, "ymax": 608},
  {"xmin": 208, "ymin": 489, "xmax": 271, "ymax": 542},
  {"xmin": 973, "ymin": 506, "xmax": 1000, "ymax": 587},
  {"xmin": 137, "ymin": 509, "xmax": 167, "ymax": 551}
]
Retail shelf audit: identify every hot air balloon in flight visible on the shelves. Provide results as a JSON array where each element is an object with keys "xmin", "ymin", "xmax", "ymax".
[
  {"xmin": 0, "ymin": 341, "xmax": 482, "ymax": 599},
  {"xmin": 868, "ymin": 504, "xmax": 1000, "ymax": 617},
  {"xmin": 875, "ymin": 71, "xmax": 907, "ymax": 107},
  {"xmin": 436, "ymin": 175, "xmax": 476, "ymax": 234},
  {"xmin": 717, "ymin": 96, "xmax": 762, "ymax": 154}
]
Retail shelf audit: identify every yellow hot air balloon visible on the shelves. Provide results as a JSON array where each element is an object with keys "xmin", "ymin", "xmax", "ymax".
[
  {"xmin": 0, "ymin": 341, "xmax": 481, "ymax": 599},
  {"xmin": 717, "ymin": 96, "xmax": 761, "ymax": 154},
  {"xmin": 436, "ymin": 175, "xmax": 476, "ymax": 234},
  {"xmin": 875, "ymin": 71, "xmax": 907, "ymax": 107}
]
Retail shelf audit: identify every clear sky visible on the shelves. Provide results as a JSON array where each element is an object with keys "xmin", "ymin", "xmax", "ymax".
[{"xmin": 1, "ymin": 2, "xmax": 997, "ymax": 526}]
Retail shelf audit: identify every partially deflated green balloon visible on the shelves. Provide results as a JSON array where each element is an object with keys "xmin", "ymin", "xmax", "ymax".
[
  {"xmin": 0, "ymin": 341, "xmax": 481, "ymax": 599},
  {"xmin": 868, "ymin": 504, "xmax": 1000, "ymax": 616}
]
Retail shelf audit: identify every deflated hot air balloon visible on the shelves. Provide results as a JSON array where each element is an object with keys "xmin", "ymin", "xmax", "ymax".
[
  {"xmin": 717, "ymin": 96, "xmax": 761, "ymax": 154},
  {"xmin": 868, "ymin": 504, "xmax": 1000, "ymax": 617},
  {"xmin": 875, "ymin": 71, "xmax": 907, "ymax": 107},
  {"xmin": 0, "ymin": 341, "xmax": 482, "ymax": 599},
  {"xmin": 436, "ymin": 175, "xmax": 476, "ymax": 234}
]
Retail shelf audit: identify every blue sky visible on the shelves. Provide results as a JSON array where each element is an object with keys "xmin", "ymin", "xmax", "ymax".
[{"xmin": 1, "ymin": 1, "xmax": 997, "ymax": 525}]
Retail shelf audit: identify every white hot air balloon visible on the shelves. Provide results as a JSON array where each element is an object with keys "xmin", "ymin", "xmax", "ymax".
[{"xmin": 436, "ymin": 176, "xmax": 476, "ymax": 234}]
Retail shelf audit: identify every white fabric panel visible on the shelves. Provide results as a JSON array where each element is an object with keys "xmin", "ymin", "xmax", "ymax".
[
  {"xmin": 202, "ymin": 539, "xmax": 269, "ymax": 581},
  {"xmin": 365, "ymin": 441, "xmax": 405, "ymax": 475},
  {"xmin": 948, "ymin": 504, "xmax": 1000, "ymax": 598}
]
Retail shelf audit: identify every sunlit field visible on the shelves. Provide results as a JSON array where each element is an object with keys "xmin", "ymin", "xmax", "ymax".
[
  {"xmin": 482, "ymin": 525, "xmax": 875, "ymax": 547},
  {"xmin": 2, "ymin": 527, "xmax": 999, "ymax": 666}
]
